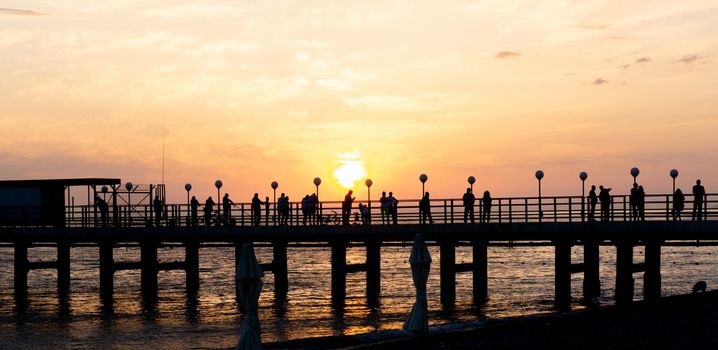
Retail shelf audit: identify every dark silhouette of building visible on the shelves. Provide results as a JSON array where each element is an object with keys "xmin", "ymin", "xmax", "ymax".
[
  {"xmin": 588, "ymin": 185, "xmax": 598, "ymax": 222},
  {"xmin": 419, "ymin": 192, "xmax": 433, "ymax": 224},
  {"xmin": 342, "ymin": 190, "xmax": 355, "ymax": 225},
  {"xmin": 462, "ymin": 188, "xmax": 475, "ymax": 224},
  {"xmin": 481, "ymin": 190, "xmax": 492, "ymax": 223},
  {"xmin": 692, "ymin": 179, "xmax": 706, "ymax": 221},
  {"xmin": 673, "ymin": 188, "xmax": 685, "ymax": 221}
]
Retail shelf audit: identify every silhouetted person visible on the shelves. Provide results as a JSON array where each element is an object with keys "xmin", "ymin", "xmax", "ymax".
[
  {"xmin": 204, "ymin": 197, "xmax": 215, "ymax": 226},
  {"xmin": 629, "ymin": 183, "xmax": 639, "ymax": 221},
  {"xmin": 462, "ymin": 188, "xmax": 475, "ymax": 224},
  {"xmin": 599, "ymin": 185, "xmax": 612, "ymax": 222},
  {"xmin": 389, "ymin": 192, "xmax": 399, "ymax": 225},
  {"xmin": 309, "ymin": 193, "xmax": 318, "ymax": 225},
  {"xmin": 222, "ymin": 193, "xmax": 234, "ymax": 226},
  {"xmin": 301, "ymin": 195, "xmax": 310, "ymax": 225},
  {"xmin": 692, "ymin": 179, "xmax": 706, "ymax": 221},
  {"xmin": 482, "ymin": 191, "xmax": 492, "ymax": 223},
  {"xmin": 277, "ymin": 193, "xmax": 288, "ymax": 225},
  {"xmin": 359, "ymin": 203, "xmax": 369, "ymax": 224},
  {"xmin": 153, "ymin": 195, "xmax": 163, "ymax": 227},
  {"xmin": 95, "ymin": 195, "xmax": 109, "ymax": 228},
  {"xmin": 673, "ymin": 188, "xmax": 685, "ymax": 221},
  {"xmin": 264, "ymin": 196, "xmax": 270, "ymax": 225},
  {"xmin": 251, "ymin": 193, "xmax": 263, "ymax": 226},
  {"xmin": 588, "ymin": 185, "xmax": 598, "ymax": 222},
  {"xmin": 419, "ymin": 192, "xmax": 433, "ymax": 224},
  {"xmin": 190, "ymin": 196, "xmax": 200, "ymax": 227},
  {"xmin": 637, "ymin": 185, "xmax": 646, "ymax": 221},
  {"xmin": 342, "ymin": 190, "xmax": 355, "ymax": 225},
  {"xmin": 380, "ymin": 191, "xmax": 390, "ymax": 225}
]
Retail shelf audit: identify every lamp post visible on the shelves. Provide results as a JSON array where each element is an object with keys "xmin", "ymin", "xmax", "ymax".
[
  {"xmin": 468, "ymin": 176, "xmax": 476, "ymax": 192},
  {"xmin": 185, "ymin": 183, "xmax": 192, "ymax": 225},
  {"xmin": 313, "ymin": 177, "xmax": 321, "ymax": 223},
  {"xmin": 365, "ymin": 178, "xmax": 373, "ymax": 224},
  {"xmin": 125, "ymin": 182, "xmax": 133, "ymax": 225},
  {"xmin": 535, "ymin": 170, "xmax": 544, "ymax": 221},
  {"xmin": 579, "ymin": 172, "xmax": 588, "ymax": 222},
  {"xmin": 215, "ymin": 180, "xmax": 223, "ymax": 222},
  {"xmin": 313, "ymin": 177, "xmax": 321, "ymax": 201},
  {"xmin": 419, "ymin": 174, "xmax": 428, "ymax": 197},
  {"xmin": 670, "ymin": 169, "xmax": 679, "ymax": 194},
  {"xmin": 271, "ymin": 181, "xmax": 278, "ymax": 225},
  {"xmin": 630, "ymin": 167, "xmax": 640, "ymax": 185}
]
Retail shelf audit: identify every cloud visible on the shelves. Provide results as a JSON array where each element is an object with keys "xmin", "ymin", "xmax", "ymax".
[
  {"xmin": 635, "ymin": 57, "xmax": 651, "ymax": 63},
  {"xmin": 495, "ymin": 51, "xmax": 521, "ymax": 59},
  {"xmin": 0, "ymin": 8, "xmax": 43, "ymax": 16},
  {"xmin": 577, "ymin": 24, "xmax": 609, "ymax": 30},
  {"xmin": 676, "ymin": 54, "xmax": 706, "ymax": 64},
  {"xmin": 592, "ymin": 78, "xmax": 609, "ymax": 85}
]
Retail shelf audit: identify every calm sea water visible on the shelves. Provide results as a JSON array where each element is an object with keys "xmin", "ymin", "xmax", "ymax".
[{"xmin": 0, "ymin": 242, "xmax": 716, "ymax": 349}]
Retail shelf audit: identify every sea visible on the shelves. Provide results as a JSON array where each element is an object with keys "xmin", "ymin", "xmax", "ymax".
[{"xmin": 0, "ymin": 242, "xmax": 716, "ymax": 349}]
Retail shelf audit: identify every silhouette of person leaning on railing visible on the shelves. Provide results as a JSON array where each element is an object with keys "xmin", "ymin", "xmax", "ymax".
[
  {"xmin": 588, "ymin": 185, "xmax": 598, "ymax": 222},
  {"xmin": 380, "ymin": 191, "xmax": 390, "ymax": 225},
  {"xmin": 94, "ymin": 195, "xmax": 109, "ymax": 228},
  {"xmin": 388, "ymin": 192, "xmax": 399, "ymax": 225},
  {"xmin": 598, "ymin": 186, "xmax": 612, "ymax": 222},
  {"xmin": 637, "ymin": 185, "xmax": 646, "ymax": 221},
  {"xmin": 342, "ymin": 190, "xmax": 355, "ymax": 225},
  {"xmin": 629, "ymin": 183, "xmax": 638, "ymax": 221},
  {"xmin": 462, "ymin": 188, "xmax": 475, "ymax": 224},
  {"xmin": 692, "ymin": 179, "xmax": 706, "ymax": 221},
  {"xmin": 251, "ymin": 193, "xmax": 263, "ymax": 226},
  {"xmin": 482, "ymin": 191, "xmax": 492, "ymax": 223},
  {"xmin": 222, "ymin": 193, "xmax": 234, "ymax": 226},
  {"xmin": 673, "ymin": 188, "xmax": 685, "ymax": 221},
  {"xmin": 419, "ymin": 192, "xmax": 433, "ymax": 224},
  {"xmin": 190, "ymin": 196, "xmax": 200, "ymax": 227},
  {"xmin": 203, "ymin": 197, "xmax": 215, "ymax": 226},
  {"xmin": 264, "ymin": 196, "xmax": 270, "ymax": 225}
]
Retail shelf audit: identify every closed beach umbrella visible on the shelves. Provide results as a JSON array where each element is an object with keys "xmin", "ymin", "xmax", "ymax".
[
  {"xmin": 403, "ymin": 234, "xmax": 432, "ymax": 334},
  {"xmin": 236, "ymin": 243, "xmax": 265, "ymax": 350}
]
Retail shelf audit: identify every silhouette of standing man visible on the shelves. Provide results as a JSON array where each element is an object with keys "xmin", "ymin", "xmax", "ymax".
[
  {"xmin": 629, "ymin": 183, "xmax": 639, "ymax": 221},
  {"xmin": 95, "ymin": 194, "xmax": 109, "ymax": 228},
  {"xmin": 204, "ymin": 197, "xmax": 215, "ymax": 226},
  {"xmin": 598, "ymin": 186, "xmax": 612, "ymax": 222},
  {"xmin": 251, "ymin": 193, "xmax": 263, "ymax": 226},
  {"xmin": 342, "ymin": 190, "xmax": 355, "ymax": 225},
  {"xmin": 482, "ymin": 190, "xmax": 492, "ymax": 223},
  {"xmin": 190, "ymin": 196, "xmax": 200, "ymax": 227},
  {"xmin": 388, "ymin": 192, "xmax": 399, "ymax": 225},
  {"xmin": 588, "ymin": 185, "xmax": 598, "ymax": 222},
  {"xmin": 673, "ymin": 188, "xmax": 685, "ymax": 221},
  {"xmin": 153, "ymin": 195, "xmax": 163, "ymax": 227},
  {"xmin": 222, "ymin": 193, "xmax": 234, "ymax": 226},
  {"xmin": 462, "ymin": 188, "xmax": 475, "ymax": 224},
  {"xmin": 692, "ymin": 179, "xmax": 706, "ymax": 221},
  {"xmin": 419, "ymin": 192, "xmax": 433, "ymax": 224}
]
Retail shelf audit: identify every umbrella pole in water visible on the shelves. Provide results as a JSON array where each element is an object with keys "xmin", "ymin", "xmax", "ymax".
[
  {"xmin": 403, "ymin": 234, "xmax": 432, "ymax": 334},
  {"xmin": 236, "ymin": 243, "xmax": 265, "ymax": 350}
]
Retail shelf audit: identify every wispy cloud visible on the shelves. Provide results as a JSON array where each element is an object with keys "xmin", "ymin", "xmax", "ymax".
[
  {"xmin": 0, "ymin": 8, "xmax": 43, "ymax": 16},
  {"xmin": 593, "ymin": 78, "xmax": 609, "ymax": 85},
  {"xmin": 577, "ymin": 24, "xmax": 609, "ymax": 30},
  {"xmin": 676, "ymin": 54, "xmax": 707, "ymax": 64},
  {"xmin": 495, "ymin": 51, "xmax": 521, "ymax": 59},
  {"xmin": 635, "ymin": 57, "xmax": 651, "ymax": 63}
]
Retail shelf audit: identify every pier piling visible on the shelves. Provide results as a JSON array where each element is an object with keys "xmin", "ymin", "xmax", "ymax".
[
  {"xmin": 440, "ymin": 240, "xmax": 456, "ymax": 305},
  {"xmin": 366, "ymin": 240, "xmax": 381, "ymax": 303},
  {"xmin": 554, "ymin": 240, "xmax": 572, "ymax": 310},
  {"xmin": 472, "ymin": 240, "xmax": 488, "ymax": 303},
  {"xmin": 331, "ymin": 241, "xmax": 347, "ymax": 305}
]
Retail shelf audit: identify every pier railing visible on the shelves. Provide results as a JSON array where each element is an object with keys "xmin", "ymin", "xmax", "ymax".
[{"xmin": 45, "ymin": 193, "xmax": 718, "ymax": 228}]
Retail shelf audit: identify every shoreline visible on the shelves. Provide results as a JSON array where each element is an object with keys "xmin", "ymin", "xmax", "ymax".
[{"xmin": 265, "ymin": 291, "xmax": 718, "ymax": 349}]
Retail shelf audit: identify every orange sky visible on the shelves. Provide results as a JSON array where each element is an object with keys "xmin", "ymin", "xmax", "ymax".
[{"xmin": 1, "ymin": 1, "xmax": 717, "ymax": 202}]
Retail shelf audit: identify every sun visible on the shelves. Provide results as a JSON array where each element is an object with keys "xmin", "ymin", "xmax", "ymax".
[{"xmin": 333, "ymin": 150, "xmax": 368, "ymax": 189}]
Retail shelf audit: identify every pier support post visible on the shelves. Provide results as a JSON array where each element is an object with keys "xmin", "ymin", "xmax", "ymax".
[
  {"xmin": 615, "ymin": 241, "xmax": 634, "ymax": 305},
  {"xmin": 472, "ymin": 240, "xmax": 488, "ymax": 304},
  {"xmin": 99, "ymin": 241, "xmax": 114, "ymax": 302},
  {"xmin": 331, "ymin": 241, "xmax": 347, "ymax": 305},
  {"xmin": 273, "ymin": 241, "xmax": 289, "ymax": 298},
  {"xmin": 644, "ymin": 240, "xmax": 661, "ymax": 302},
  {"xmin": 141, "ymin": 241, "xmax": 158, "ymax": 300},
  {"xmin": 185, "ymin": 240, "xmax": 200, "ymax": 295},
  {"xmin": 366, "ymin": 240, "xmax": 381, "ymax": 304},
  {"xmin": 583, "ymin": 239, "xmax": 600, "ymax": 301},
  {"xmin": 57, "ymin": 241, "xmax": 71, "ymax": 298},
  {"xmin": 14, "ymin": 241, "xmax": 28, "ymax": 303},
  {"xmin": 440, "ymin": 240, "xmax": 456, "ymax": 305},
  {"xmin": 554, "ymin": 240, "xmax": 572, "ymax": 310}
]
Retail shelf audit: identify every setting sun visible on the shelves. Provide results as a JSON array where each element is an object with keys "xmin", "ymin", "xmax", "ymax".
[{"xmin": 332, "ymin": 150, "xmax": 368, "ymax": 189}]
